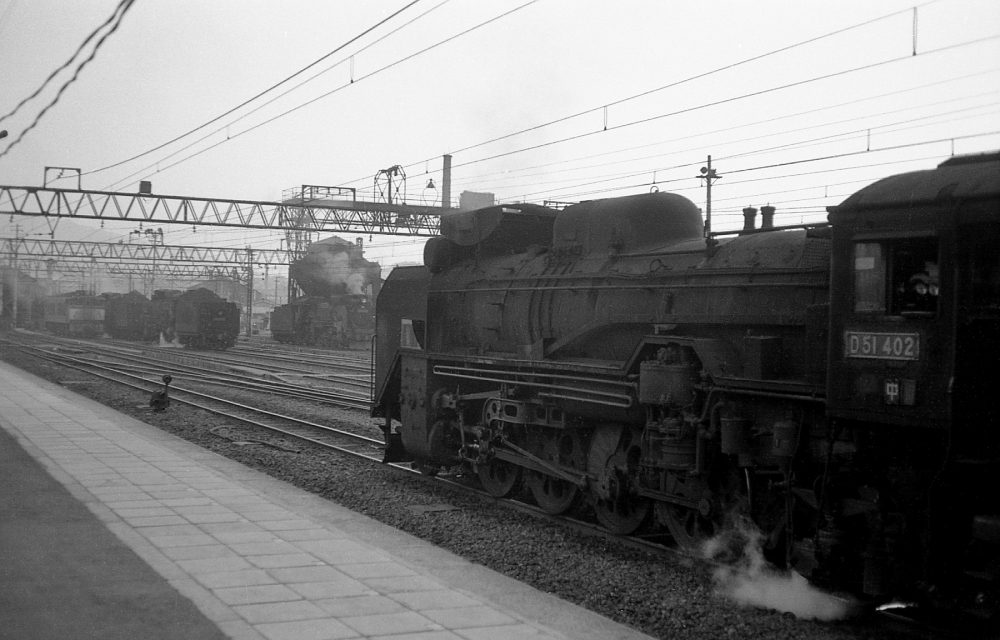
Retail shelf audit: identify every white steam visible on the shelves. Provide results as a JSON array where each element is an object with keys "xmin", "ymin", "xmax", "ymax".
[
  {"xmin": 312, "ymin": 251, "xmax": 366, "ymax": 295},
  {"xmin": 158, "ymin": 333, "xmax": 182, "ymax": 348},
  {"xmin": 702, "ymin": 517, "xmax": 854, "ymax": 621}
]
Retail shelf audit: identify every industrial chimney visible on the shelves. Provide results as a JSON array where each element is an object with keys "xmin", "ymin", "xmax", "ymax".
[{"xmin": 442, "ymin": 154, "xmax": 452, "ymax": 210}]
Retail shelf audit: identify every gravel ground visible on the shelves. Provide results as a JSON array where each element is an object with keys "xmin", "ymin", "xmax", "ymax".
[{"xmin": 0, "ymin": 341, "xmax": 904, "ymax": 640}]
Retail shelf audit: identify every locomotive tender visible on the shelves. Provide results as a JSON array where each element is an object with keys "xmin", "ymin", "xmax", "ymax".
[
  {"xmin": 152, "ymin": 288, "xmax": 240, "ymax": 349},
  {"xmin": 103, "ymin": 291, "xmax": 158, "ymax": 341},
  {"xmin": 372, "ymin": 153, "xmax": 1000, "ymax": 610},
  {"xmin": 43, "ymin": 291, "xmax": 105, "ymax": 337}
]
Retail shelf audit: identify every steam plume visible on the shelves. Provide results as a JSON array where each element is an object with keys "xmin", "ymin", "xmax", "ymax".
[{"xmin": 701, "ymin": 517, "xmax": 854, "ymax": 621}]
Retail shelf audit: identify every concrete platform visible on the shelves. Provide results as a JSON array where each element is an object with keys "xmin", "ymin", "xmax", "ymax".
[{"xmin": 0, "ymin": 360, "xmax": 654, "ymax": 640}]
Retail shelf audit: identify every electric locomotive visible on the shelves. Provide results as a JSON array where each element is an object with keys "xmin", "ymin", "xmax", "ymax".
[
  {"xmin": 372, "ymin": 153, "xmax": 1000, "ymax": 612},
  {"xmin": 43, "ymin": 291, "xmax": 105, "ymax": 337}
]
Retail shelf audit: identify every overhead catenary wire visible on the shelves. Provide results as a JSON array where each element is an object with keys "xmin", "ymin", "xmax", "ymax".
[
  {"xmin": 97, "ymin": 0, "xmax": 543, "ymax": 192},
  {"xmin": 87, "ymin": 0, "xmax": 430, "ymax": 177},
  {"xmin": 449, "ymin": 76, "xmax": 1000, "ymax": 190},
  {"xmin": 454, "ymin": 93, "xmax": 1000, "ymax": 196},
  {"xmin": 441, "ymin": 32, "xmax": 1000, "ymax": 182},
  {"xmin": 525, "ymin": 130, "xmax": 1000, "ymax": 203},
  {"xmin": 389, "ymin": 0, "xmax": 948, "ymax": 180}
]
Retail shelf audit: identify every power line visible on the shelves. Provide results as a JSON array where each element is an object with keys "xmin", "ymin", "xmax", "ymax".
[
  {"xmin": 454, "ymin": 92, "xmax": 1000, "ymax": 195},
  {"xmin": 0, "ymin": 0, "xmax": 136, "ymax": 160},
  {"xmin": 0, "ymin": 0, "xmax": 130, "ymax": 126},
  {"xmin": 99, "ymin": 0, "xmax": 542, "ymax": 192},
  {"xmin": 449, "ymin": 32, "xmax": 1000, "ymax": 179},
  {"xmin": 521, "ymin": 130, "xmax": 999, "ymax": 202},
  {"xmin": 451, "ymin": 78, "xmax": 1000, "ymax": 190},
  {"xmin": 393, "ymin": 0, "xmax": 946, "ymax": 178},
  {"xmin": 87, "ymin": 0, "xmax": 428, "ymax": 176}
]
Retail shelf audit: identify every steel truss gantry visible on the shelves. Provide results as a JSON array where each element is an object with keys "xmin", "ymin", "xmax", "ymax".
[
  {"xmin": 8, "ymin": 256, "xmax": 249, "ymax": 279},
  {"xmin": 0, "ymin": 237, "xmax": 289, "ymax": 266},
  {"xmin": 104, "ymin": 263, "xmax": 249, "ymax": 279},
  {"xmin": 0, "ymin": 185, "xmax": 444, "ymax": 235}
]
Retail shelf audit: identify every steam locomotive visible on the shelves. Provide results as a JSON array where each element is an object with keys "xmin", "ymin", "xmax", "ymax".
[
  {"xmin": 103, "ymin": 288, "xmax": 240, "ymax": 349},
  {"xmin": 103, "ymin": 291, "xmax": 157, "ymax": 341},
  {"xmin": 270, "ymin": 293, "xmax": 373, "ymax": 348},
  {"xmin": 270, "ymin": 236, "xmax": 380, "ymax": 349},
  {"xmin": 372, "ymin": 153, "xmax": 1000, "ymax": 614}
]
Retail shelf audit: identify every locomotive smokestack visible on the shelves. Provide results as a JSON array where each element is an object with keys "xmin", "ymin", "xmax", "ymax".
[
  {"xmin": 742, "ymin": 206, "xmax": 758, "ymax": 234},
  {"xmin": 761, "ymin": 205, "xmax": 775, "ymax": 230},
  {"xmin": 442, "ymin": 154, "xmax": 452, "ymax": 210}
]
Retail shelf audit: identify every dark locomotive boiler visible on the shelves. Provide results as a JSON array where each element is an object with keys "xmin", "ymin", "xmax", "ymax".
[{"xmin": 372, "ymin": 153, "xmax": 1000, "ymax": 616}]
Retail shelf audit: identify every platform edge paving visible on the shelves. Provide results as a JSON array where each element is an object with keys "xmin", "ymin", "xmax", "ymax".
[{"xmin": 0, "ymin": 360, "xmax": 656, "ymax": 640}]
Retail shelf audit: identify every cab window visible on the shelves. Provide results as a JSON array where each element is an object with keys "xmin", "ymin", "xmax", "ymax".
[
  {"xmin": 853, "ymin": 237, "xmax": 938, "ymax": 316},
  {"xmin": 964, "ymin": 225, "xmax": 1000, "ymax": 314},
  {"xmin": 853, "ymin": 242, "xmax": 885, "ymax": 312}
]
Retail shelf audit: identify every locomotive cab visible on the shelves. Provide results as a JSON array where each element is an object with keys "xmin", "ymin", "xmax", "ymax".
[{"xmin": 826, "ymin": 151, "xmax": 1000, "ymax": 603}]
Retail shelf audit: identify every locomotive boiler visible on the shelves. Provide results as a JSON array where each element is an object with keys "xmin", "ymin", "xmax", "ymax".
[{"xmin": 372, "ymin": 153, "xmax": 1000, "ymax": 614}]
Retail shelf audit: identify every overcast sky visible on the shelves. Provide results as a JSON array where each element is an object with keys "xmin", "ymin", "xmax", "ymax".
[{"xmin": 1, "ymin": 0, "xmax": 998, "ymax": 274}]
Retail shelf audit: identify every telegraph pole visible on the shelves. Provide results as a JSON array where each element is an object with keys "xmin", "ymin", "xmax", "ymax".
[
  {"xmin": 698, "ymin": 156, "xmax": 721, "ymax": 255},
  {"xmin": 12, "ymin": 225, "xmax": 20, "ymax": 328},
  {"xmin": 245, "ymin": 247, "xmax": 254, "ymax": 339}
]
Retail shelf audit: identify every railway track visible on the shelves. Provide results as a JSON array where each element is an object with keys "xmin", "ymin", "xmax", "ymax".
[
  {"xmin": 21, "ymin": 334, "xmax": 370, "ymax": 408},
  {"xmin": 2, "ymin": 333, "xmax": 683, "ymax": 562},
  {"xmin": 103, "ymin": 337, "xmax": 372, "ymax": 379}
]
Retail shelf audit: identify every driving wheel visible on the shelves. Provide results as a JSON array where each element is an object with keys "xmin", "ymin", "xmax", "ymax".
[
  {"xmin": 477, "ymin": 458, "xmax": 522, "ymax": 498},
  {"xmin": 526, "ymin": 471, "xmax": 579, "ymax": 515},
  {"xmin": 661, "ymin": 504, "xmax": 716, "ymax": 551},
  {"xmin": 593, "ymin": 452, "xmax": 650, "ymax": 535}
]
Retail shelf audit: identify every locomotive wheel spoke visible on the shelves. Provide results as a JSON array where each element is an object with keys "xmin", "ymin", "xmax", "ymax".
[
  {"xmin": 588, "ymin": 428, "xmax": 650, "ymax": 535},
  {"xmin": 662, "ymin": 504, "xmax": 715, "ymax": 551},
  {"xmin": 526, "ymin": 471, "xmax": 578, "ymax": 515},
  {"xmin": 477, "ymin": 459, "xmax": 522, "ymax": 498},
  {"xmin": 594, "ymin": 494, "xmax": 651, "ymax": 535}
]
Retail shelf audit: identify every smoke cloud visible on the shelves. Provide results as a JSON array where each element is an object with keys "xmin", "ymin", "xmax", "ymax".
[{"xmin": 701, "ymin": 517, "xmax": 855, "ymax": 621}]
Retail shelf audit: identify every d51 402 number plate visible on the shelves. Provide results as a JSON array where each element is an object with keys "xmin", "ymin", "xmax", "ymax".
[{"xmin": 844, "ymin": 331, "xmax": 920, "ymax": 361}]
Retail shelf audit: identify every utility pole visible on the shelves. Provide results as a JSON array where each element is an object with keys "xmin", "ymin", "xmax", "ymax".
[
  {"xmin": 11, "ymin": 225, "xmax": 20, "ymax": 328},
  {"xmin": 245, "ymin": 247, "xmax": 254, "ymax": 339},
  {"xmin": 698, "ymin": 156, "xmax": 721, "ymax": 256}
]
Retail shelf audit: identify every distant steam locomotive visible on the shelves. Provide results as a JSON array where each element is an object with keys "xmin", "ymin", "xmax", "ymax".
[
  {"xmin": 271, "ymin": 236, "xmax": 381, "ymax": 348},
  {"xmin": 372, "ymin": 153, "xmax": 1000, "ymax": 616},
  {"xmin": 102, "ymin": 288, "xmax": 240, "ymax": 349}
]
